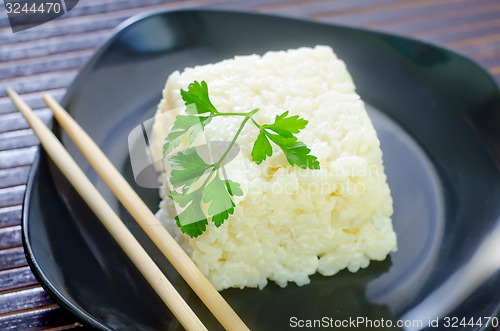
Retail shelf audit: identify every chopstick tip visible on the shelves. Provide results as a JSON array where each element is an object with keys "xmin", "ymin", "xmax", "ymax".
[
  {"xmin": 43, "ymin": 93, "xmax": 60, "ymax": 109},
  {"xmin": 6, "ymin": 87, "xmax": 15, "ymax": 97},
  {"xmin": 42, "ymin": 93, "xmax": 52, "ymax": 103}
]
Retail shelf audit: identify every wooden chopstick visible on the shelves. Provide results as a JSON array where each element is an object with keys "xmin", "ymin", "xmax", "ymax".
[
  {"xmin": 42, "ymin": 94, "xmax": 250, "ymax": 331},
  {"xmin": 7, "ymin": 89, "xmax": 207, "ymax": 331}
]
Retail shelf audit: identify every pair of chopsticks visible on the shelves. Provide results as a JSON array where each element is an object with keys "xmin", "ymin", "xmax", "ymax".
[{"xmin": 7, "ymin": 89, "xmax": 250, "ymax": 331}]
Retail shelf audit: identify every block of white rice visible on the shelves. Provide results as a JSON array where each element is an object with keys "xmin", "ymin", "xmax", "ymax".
[{"xmin": 150, "ymin": 45, "xmax": 397, "ymax": 290}]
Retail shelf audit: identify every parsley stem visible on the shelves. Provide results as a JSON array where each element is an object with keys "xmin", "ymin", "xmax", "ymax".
[
  {"xmin": 214, "ymin": 112, "xmax": 248, "ymax": 117},
  {"xmin": 196, "ymin": 115, "xmax": 251, "ymax": 196},
  {"xmin": 214, "ymin": 108, "xmax": 260, "ymax": 117},
  {"xmin": 199, "ymin": 167, "xmax": 218, "ymax": 194},
  {"xmin": 250, "ymin": 116, "xmax": 262, "ymax": 129},
  {"xmin": 213, "ymin": 115, "xmax": 251, "ymax": 169}
]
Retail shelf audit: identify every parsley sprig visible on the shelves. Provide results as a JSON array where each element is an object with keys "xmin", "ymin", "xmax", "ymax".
[{"xmin": 163, "ymin": 81, "xmax": 320, "ymax": 237}]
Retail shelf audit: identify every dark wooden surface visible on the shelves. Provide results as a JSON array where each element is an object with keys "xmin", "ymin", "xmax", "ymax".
[{"xmin": 1, "ymin": 0, "xmax": 500, "ymax": 329}]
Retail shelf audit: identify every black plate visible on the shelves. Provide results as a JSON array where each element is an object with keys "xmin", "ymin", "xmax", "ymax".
[{"xmin": 23, "ymin": 9, "xmax": 500, "ymax": 331}]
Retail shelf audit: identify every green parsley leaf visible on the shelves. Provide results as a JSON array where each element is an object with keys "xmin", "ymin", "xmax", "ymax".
[
  {"xmin": 202, "ymin": 173, "xmax": 244, "ymax": 227},
  {"xmin": 163, "ymin": 115, "xmax": 212, "ymax": 157},
  {"xmin": 177, "ymin": 219, "xmax": 207, "ymax": 238},
  {"xmin": 169, "ymin": 189, "xmax": 199, "ymax": 208},
  {"xmin": 251, "ymin": 111, "xmax": 319, "ymax": 169},
  {"xmin": 267, "ymin": 133, "xmax": 320, "ymax": 169},
  {"xmin": 181, "ymin": 81, "xmax": 218, "ymax": 115},
  {"xmin": 174, "ymin": 194, "xmax": 208, "ymax": 237},
  {"xmin": 225, "ymin": 179, "xmax": 243, "ymax": 197},
  {"xmin": 168, "ymin": 147, "xmax": 211, "ymax": 190},
  {"xmin": 204, "ymin": 174, "xmax": 234, "ymax": 212},
  {"xmin": 211, "ymin": 211, "xmax": 231, "ymax": 227},
  {"xmin": 251, "ymin": 130, "xmax": 273, "ymax": 164},
  {"xmin": 263, "ymin": 110, "xmax": 308, "ymax": 138}
]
